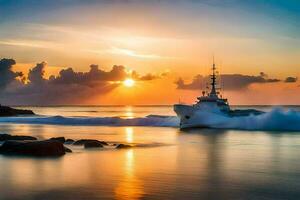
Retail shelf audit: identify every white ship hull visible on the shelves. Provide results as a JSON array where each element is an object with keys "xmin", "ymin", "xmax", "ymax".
[
  {"xmin": 174, "ymin": 103, "xmax": 264, "ymax": 129},
  {"xmin": 174, "ymin": 103, "xmax": 228, "ymax": 129}
]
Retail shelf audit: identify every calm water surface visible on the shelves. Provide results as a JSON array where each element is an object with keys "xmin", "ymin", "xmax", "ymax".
[{"xmin": 1, "ymin": 106, "xmax": 300, "ymax": 200}]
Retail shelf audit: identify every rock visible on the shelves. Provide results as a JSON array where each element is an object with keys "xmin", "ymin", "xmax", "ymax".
[
  {"xmin": 100, "ymin": 141, "xmax": 108, "ymax": 145},
  {"xmin": 49, "ymin": 137, "xmax": 65, "ymax": 143},
  {"xmin": 65, "ymin": 139, "xmax": 75, "ymax": 144},
  {"xmin": 0, "ymin": 105, "xmax": 34, "ymax": 117},
  {"xmin": 73, "ymin": 139, "xmax": 108, "ymax": 146},
  {"xmin": 116, "ymin": 144, "xmax": 132, "ymax": 149},
  {"xmin": 0, "ymin": 134, "xmax": 37, "ymax": 141},
  {"xmin": 84, "ymin": 141, "xmax": 104, "ymax": 149},
  {"xmin": 0, "ymin": 140, "xmax": 68, "ymax": 157},
  {"xmin": 64, "ymin": 146, "xmax": 72, "ymax": 153}
]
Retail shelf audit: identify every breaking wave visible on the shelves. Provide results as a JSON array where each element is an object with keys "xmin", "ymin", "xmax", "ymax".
[
  {"xmin": 213, "ymin": 108, "xmax": 300, "ymax": 131},
  {"xmin": 0, "ymin": 115, "xmax": 179, "ymax": 127},
  {"xmin": 0, "ymin": 107, "xmax": 299, "ymax": 131}
]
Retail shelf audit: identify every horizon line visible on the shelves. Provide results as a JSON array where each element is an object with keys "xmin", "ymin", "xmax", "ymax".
[{"xmin": 7, "ymin": 104, "xmax": 300, "ymax": 107}]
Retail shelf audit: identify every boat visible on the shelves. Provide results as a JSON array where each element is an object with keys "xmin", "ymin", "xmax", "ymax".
[{"xmin": 173, "ymin": 59, "xmax": 264, "ymax": 129}]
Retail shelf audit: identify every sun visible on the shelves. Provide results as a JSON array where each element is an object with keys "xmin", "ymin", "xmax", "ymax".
[{"xmin": 123, "ymin": 78, "xmax": 135, "ymax": 87}]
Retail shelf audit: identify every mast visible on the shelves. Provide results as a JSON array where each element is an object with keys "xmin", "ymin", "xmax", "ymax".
[{"xmin": 210, "ymin": 57, "xmax": 217, "ymax": 97}]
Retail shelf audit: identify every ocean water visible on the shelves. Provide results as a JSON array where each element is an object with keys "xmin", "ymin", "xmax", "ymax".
[{"xmin": 1, "ymin": 105, "xmax": 300, "ymax": 200}]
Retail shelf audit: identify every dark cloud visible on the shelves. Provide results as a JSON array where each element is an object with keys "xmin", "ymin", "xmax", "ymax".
[
  {"xmin": 0, "ymin": 58, "xmax": 165, "ymax": 105},
  {"xmin": 260, "ymin": 72, "xmax": 267, "ymax": 77},
  {"xmin": 176, "ymin": 73, "xmax": 281, "ymax": 91},
  {"xmin": 284, "ymin": 76, "xmax": 297, "ymax": 83},
  {"xmin": 28, "ymin": 62, "xmax": 47, "ymax": 84},
  {"xmin": 138, "ymin": 72, "xmax": 168, "ymax": 81},
  {"xmin": 139, "ymin": 73, "xmax": 158, "ymax": 81},
  {"xmin": 50, "ymin": 64, "xmax": 127, "ymax": 86},
  {"xmin": 0, "ymin": 58, "xmax": 23, "ymax": 89},
  {"xmin": 175, "ymin": 75, "xmax": 204, "ymax": 90},
  {"xmin": 131, "ymin": 70, "xmax": 168, "ymax": 81}
]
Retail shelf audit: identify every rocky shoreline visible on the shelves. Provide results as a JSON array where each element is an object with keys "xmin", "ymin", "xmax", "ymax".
[
  {"xmin": 0, "ymin": 134, "xmax": 132, "ymax": 157},
  {"xmin": 0, "ymin": 105, "xmax": 35, "ymax": 116}
]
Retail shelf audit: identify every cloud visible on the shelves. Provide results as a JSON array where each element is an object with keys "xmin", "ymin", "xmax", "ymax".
[
  {"xmin": 132, "ymin": 71, "xmax": 169, "ymax": 81},
  {"xmin": 139, "ymin": 73, "xmax": 160, "ymax": 81},
  {"xmin": 28, "ymin": 62, "xmax": 47, "ymax": 84},
  {"xmin": 0, "ymin": 39, "xmax": 58, "ymax": 49},
  {"xmin": 86, "ymin": 47, "xmax": 176, "ymax": 60},
  {"xmin": 259, "ymin": 72, "xmax": 267, "ymax": 77},
  {"xmin": 0, "ymin": 58, "xmax": 167, "ymax": 105},
  {"xmin": 284, "ymin": 76, "xmax": 297, "ymax": 83},
  {"xmin": 176, "ymin": 73, "xmax": 281, "ymax": 91},
  {"xmin": 50, "ymin": 64, "xmax": 127, "ymax": 86},
  {"xmin": 108, "ymin": 47, "xmax": 161, "ymax": 59},
  {"xmin": 0, "ymin": 58, "xmax": 23, "ymax": 89}
]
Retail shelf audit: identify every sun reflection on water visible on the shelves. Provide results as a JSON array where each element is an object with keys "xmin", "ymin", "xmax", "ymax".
[
  {"xmin": 114, "ymin": 149, "xmax": 145, "ymax": 200},
  {"xmin": 124, "ymin": 106, "xmax": 134, "ymax": 119},
  {"xmin": 125, "ymin": 127, "xmax": 134, "ymax": 143}
]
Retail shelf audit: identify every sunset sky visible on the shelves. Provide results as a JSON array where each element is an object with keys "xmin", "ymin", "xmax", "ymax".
[{"xmin": 0, "ymin": 0, "xmax": 299, "ymax": 105}]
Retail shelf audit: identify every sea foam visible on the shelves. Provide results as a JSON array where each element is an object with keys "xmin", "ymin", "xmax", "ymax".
[
  {"xmin": 0, "ymin": 115, "xmax": 179, "ymax": 127},
  {"xmin": 200, "ymin": 107, "xmax": 300, "ymax": 131},
  {"xmin": 0, "ymin": 107, "xmax": 299, "ymax": 131}
]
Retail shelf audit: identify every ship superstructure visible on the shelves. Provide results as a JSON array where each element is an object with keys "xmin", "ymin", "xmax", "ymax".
[{"xmin": 174, "ymin": 59, "xmax": 262, "ymax": 129}]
